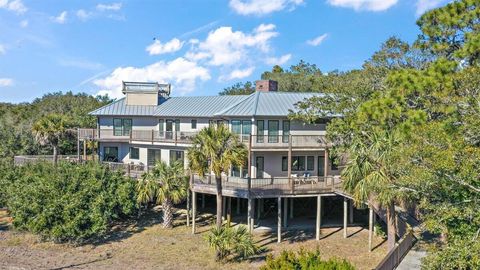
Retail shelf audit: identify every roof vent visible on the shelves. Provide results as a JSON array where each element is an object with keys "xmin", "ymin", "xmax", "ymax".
[
  {"xmin": 255, "ymin": 80, "xmax": 278, "ymax": 92},
  {"xmin": 122, "ymin": 81, "xmax": 171, "ymax": 106}
]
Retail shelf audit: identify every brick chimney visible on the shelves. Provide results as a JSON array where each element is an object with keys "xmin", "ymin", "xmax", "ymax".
[{"xmin": 255, "ymin": 80, "xmax": 278, "ymax": 92}]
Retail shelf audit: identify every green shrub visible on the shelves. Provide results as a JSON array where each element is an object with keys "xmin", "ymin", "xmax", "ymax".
[
  {"xmin": 261, "ymin": 249, "xmax": 355, "ymax": 270},
  {"xmin": 205, "ymin": 225, "xmax": 258, "ymax": 261},
  {"xmin": 3, "ymin": 161, "xmax": 137, "ymax": 243}
]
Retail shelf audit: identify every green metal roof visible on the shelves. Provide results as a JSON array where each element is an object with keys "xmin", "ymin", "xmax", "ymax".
[{"xmin": 90, "ymin": 92, "xmax": 320, "ymax": 117}]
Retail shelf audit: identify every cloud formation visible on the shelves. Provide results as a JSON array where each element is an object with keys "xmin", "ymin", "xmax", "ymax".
[
  {"xmin": 229, "ymin": 0, "xmax": 304, "ymax": 15},
  {"xmin": 265, "ymin": 54, "xmax": 291, "ymax": 65},
  {"xmin": 96, "ymin": 3, "xmax": 122, "ymax": 11},
  {"xmin": 327, "ymin": 0, "xmax": 398, "ymax": 11},
  {"xmin": 221, "ymin": 67, "xmax": 255, "ymax": 81},
  {"xmin": 52, "ymin": 11, "xmax": 68, "ymax": 24},
  {"xmin": 146, "ymin": 38, "xmax": 184, "ymax": 55},
  {"xmin": 0, "ymin": 78, "xmax": 14, "ymax": 87},
  {"xmin": 307, "ymin": 33, "xmax": 328, "ymax": 46},
  {"xmin": 0, "ymin": 0, "xmax": 26, "ymax": 14},
  {"xmin": 416, "ymin": 0, "xmax": 447, "ymax": 16},
  {"xmin": 0, "ymin": 44, "xmax": 5, "ymax": 55}
]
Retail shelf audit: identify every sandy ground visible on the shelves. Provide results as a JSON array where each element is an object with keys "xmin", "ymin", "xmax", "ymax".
[{"xmin": 0, "ymin": 209, "xmax": 387, "ymax": 270}]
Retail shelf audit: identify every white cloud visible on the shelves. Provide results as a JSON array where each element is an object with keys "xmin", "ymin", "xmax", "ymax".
[
  {"xmin": 327, "ymin": 0, "xmax": 398, "ymax": 11},
  {"xmin": 187, "ymin": 23, "xmax": 278, "ymax": 66},
  {"xmin": 52, "ymin": 11, "xmax": 68, "ymax": 24},
  {"xmin": 221, "ymin": 67, "xmax": 255, "ymax": 81},
  {"xmin": 76, "ymin": 9, "xmax": 91, "ymax": 21},
  {"xmin": 0, "ymin": 44, "xmax": 5, "ymax": 55},
  {"xmin": 229, "ymin": 0, "xmax": 304, "ymax": 15},
  {"xmin": 146, "ymin": 38, "xmax": 184, "ymax": 55},
  {"xmin": 0, "ymin": 0, "xmax": 27, "ymax": 14},
  {"xmin": 416, "ymin": 0, "xmax": 447, "ymax": 16},
  {"xmin": 96, "ymin": 2, "xmax": 122, "ymax": 11},
  {"xmin": 19, "ymin": 19, "xmax": 28, "ymax": 27},
  {"xmin": 0, "ymin": 78, "xmax": 14, "ymax": 87},
  {"xmin": 307, "ymin": 33, "xmax": 328, "ymax": 46},
  {"xmin": 265, "ymin": 54, "xmax": 291, "ymax": 65},
  {"xmin": 94, "ymin": 57, "xmax": 211, "ymax": 98}
]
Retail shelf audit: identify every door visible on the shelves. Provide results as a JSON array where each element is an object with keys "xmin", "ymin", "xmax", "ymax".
[
  {"xmin": 166, "ymin": 120, "xmax": 174, "ymax": 139},
  {"xmin": 256, "ymin": 156, "xmax": 264, "ymax": 179},
  {"xmin": 147, "ymin": 149, "xmax": 161, "ymax": 167},
  {"xmin": 318, "ymin": 156, "xmax": 325, "ymax": 178},
  {"xmin": 103, "ymin": 147, "xmax": 119, "ymax": 162}
]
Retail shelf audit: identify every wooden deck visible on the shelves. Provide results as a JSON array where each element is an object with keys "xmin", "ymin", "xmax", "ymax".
[{"xmin": 191, "ymin": 175, "xmax": 343, "ymax": 198}]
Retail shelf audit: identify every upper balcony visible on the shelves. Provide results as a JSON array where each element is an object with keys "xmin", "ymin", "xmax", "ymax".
[{"xmin": 78, "ymin": 128, "xmax": 329, "ymax": 149}]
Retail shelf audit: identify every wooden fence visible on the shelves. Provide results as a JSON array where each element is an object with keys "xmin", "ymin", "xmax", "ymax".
[{"xmin": 375, "ymin": 230, "xmax": 416, "ymax": 270}]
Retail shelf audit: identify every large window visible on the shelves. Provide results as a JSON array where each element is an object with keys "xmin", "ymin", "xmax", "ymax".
[
  {"xmin": 257, "ymin": 120, "xmax": 264, "ymax": 143},
  {"xmin": 231, "ymin": 120, "xmax": 241, "ymax": 135},
  {"xmin": 268, "ymin": 120, "xmax": 279, "ymax": 143},
  {"xmin": 103, "ymin": 147, "xmax": 119, "ymax": 162},
  {"xmin": 282, "ymin": 156, "xmax": 313, "ymax": 171},
  {"xmin": 282, "ymin": 120, "xmax": 290, "ymax": 143},
  {"xmin": 147, "ymin": 149, "xmax": 161, "ymax": 166},
  {"xmin": 191, "ymin": 119, "xmax": 197, "ymax": 129},
  {"xmin": 113, "ymin": 118, "xmax": 132, "ymax": 136},
  {"xmin": 170, "ymin": 150, "xmax": 184, "ymax": 165},
  {"xmin": 159, "ymin": 119, "xmax": 164, "ymax": 137},
  {"xmin": 242, "ymin": 120, "xmax": 251, "ymax": 141},
  {"xmin": 129, "ymin": 147, "xmax": 139, "ymax": 160}
]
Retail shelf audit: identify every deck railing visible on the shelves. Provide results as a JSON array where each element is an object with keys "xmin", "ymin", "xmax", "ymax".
[
  {"xmin": 78, "ymin": 128, "xmax": 328, "ymax": 148},
  {"xmin": 14, "ymin": 155, "xmax": 80, "ymax": 165},
  {"xmin": 375, "ymin": 230, "xmax": 416, "ymax": 270},
  {"xmin": 192, "ymin": 174, "xmax": 342, "ymax": 196}
]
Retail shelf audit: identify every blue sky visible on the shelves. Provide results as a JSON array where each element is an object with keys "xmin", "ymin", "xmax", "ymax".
[{"xmin": 0, "ymin": 0, "xmax": 450, "ymax": 103}]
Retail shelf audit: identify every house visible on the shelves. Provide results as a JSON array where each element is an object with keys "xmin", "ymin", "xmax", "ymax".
[{"xmin": 78, "ymin": 80, "xmax": 374, "ymax": 245}]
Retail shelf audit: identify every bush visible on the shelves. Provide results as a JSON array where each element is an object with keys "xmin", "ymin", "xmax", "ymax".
[
  {"xmin": 2, "ymin": 161, "xmax": 137, "ymax": 243},
  {"xmin": 260, "ymin": 249, "xmax": 355, "ymax": 270},
  {"xmin": 205, "ymin": 225, "xmax": 258, "ymax": 261}
]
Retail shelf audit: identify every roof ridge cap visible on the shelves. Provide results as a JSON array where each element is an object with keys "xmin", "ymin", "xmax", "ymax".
[{"xmin": 214, "ymin": 93, "xmax": 256, "ymax": 116}]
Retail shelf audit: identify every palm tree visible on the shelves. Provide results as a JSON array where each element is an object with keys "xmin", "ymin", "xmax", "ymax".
[
  {"xmin": 187, "ymin": 124, "xmax": 247, "ymax": 229},
  {"xmin": 32, "ymin": 114, "xmax": 68, "ymax": 166},
  {"xmin": 136, "ymin": 161, "xmax": 188, "ymax": 228},
  {"xmin": 342, "ymin": 132, "xmax": 401, "ymax": 251}
]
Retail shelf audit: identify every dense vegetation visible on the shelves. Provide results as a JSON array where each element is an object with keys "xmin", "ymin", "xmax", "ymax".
[
  {"xmin": 260, "ymin": 249, "xmax": 355, "ymax": 270},
  {"xmin": 224, "ymin": 1, "xmax": 480, "ymax": 268},
  {"xmin": 205, "ymin": 225, "xmax": 258, "ymax": 262},
  {"xmin": 0, "ymin": 92, "xmax": 110, "ymax": 162},
  {"xmin": 0, "ymin": 161, "xmax": 137, "ymax": 243}
]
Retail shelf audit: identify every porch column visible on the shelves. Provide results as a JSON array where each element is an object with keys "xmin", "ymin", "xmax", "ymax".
[
  {"xmin": 77, "ymin": 129, "xmax": 80, "ymax": 161},
  {"xmin": 192, "ymin": 191, "xmax": 197, "ymax": 234},
  {"xmin": 186, "ymin": 189, "xmax": 190, "ymax": 227},
  {"xmin": 369, "ymin": 206, "xmax": 374, "ymax": 252},
  {"xmin": 283, "ymin": 198, "xmax": 288, "ymax": 227},
  {"xmin": 201, "ymin": 194, "xmax": 206, "ymax": 209},
  {"xmin": 349, "ymin": 201, "xmax": 354, "ymax": 224},
  {"xmin": 289, "ymin": 198, "xmax": 294, "ymax": 219},
  {"xmin": 324, "ymin": 148, "xmax": 329, "ymax": 184},
  {"xmin": 227, "ymin": 197, "xmax": 232, "ymax": 227},
  {"xmin": 257, "ymin": 199, "xmax": 263, "ymax": 220},
  {"xmin": 83, "ymin": 140, "xmax": 87, "ymax": 161},
  {"xmin": 248, "ymin": 136, "xmax": 252, "ymax": 178},
  {"xmin": 316, "ymin": 195, "xmax": 322, "ymax": 240},
  {"xmin": 247, "ymin": 197, "xmax": 252, "ymax": 232},
  {"xmin": 251, "ymin": 199, "xmax": 255, "ymax": 231},
  {"xmin": 343, "ymin": 197, "xmax": 348, "ymax": 238},
  {"xmin": 277, "ymin": 197, "xmax": 282, "ymax": 243},
  {"xmin": 236, "ymin": 198, "xmax": 241, "ymax": 215},
  {"xmin": 288, "ymin": 135, "xmax": 292, "ymax": 191},
  {"xmin": 222, "ymin": 196, "xmax": 226, "ymax": 221}
]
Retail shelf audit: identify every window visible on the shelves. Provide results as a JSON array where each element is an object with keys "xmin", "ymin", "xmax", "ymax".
[
  {"xmin": 129, "ymin": 147, "xmax": 139, "ymax": 160},
  {"xmin": 268, "ymin": 120, "xmax": 279, "ymax": 143},
  {"xmin": 256, "ymin": 156, "xmax": 264, "ymax": 179},
  {"xmin": 159, "ymin": 120, "xmax": 164, "ymax": 137},
  {"xmin": 175, "ymin": 119, "xmax": 180, "ymax": 132},
  {"xmin": 242, "ymin": 120, "xmax": 251, "ymax": 141},
  {"xmin": 113, "ymin": 118, "xmax": 132, "ymax": 136},
  {"xmin": 147, "ymin": 149, "xmax": 161, "ymax": 166},
  {"xmin": 282, "ymin": 156, "xmax": 288, "ymax": 171},
  {"xmin": 282, "ymin": 156, "xmax": 309, "ymax": 171},
  {"xmin": 231, "ymin": 120, "xmax": 241, "ymax": 135},
  {"xmin": 103, "ymin": 147, "xmax": 118, "ymax": 162},
  {"xmin": 257, "ymin": 120, "xmax": 264, "ymax": 143},
  {"xmin": 191, "ymin": 119, "xmax": 197, "ymax": 129},
  {"xmin": 170, "ymin": 150, "xmax": 184, "ymax": 165},
  {"xmin": 307, "ymin": 156, "xmax": 314, "ymax": 171},
  {"xmin": 282, "ymin": 120, "xmax": 290, "ymax": 143}
]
